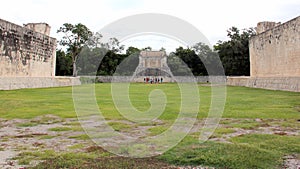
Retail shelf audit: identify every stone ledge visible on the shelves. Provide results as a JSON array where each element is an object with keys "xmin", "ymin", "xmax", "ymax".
[
  {"xmin": 227, "ymin": 76, "xmax": 300, "ymax": 92},
  {"xmin": 0, "ymin": 77, "xmax": 81, "ymax": 90}
]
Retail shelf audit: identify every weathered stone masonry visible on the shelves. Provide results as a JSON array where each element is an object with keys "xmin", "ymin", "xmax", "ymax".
[
  {"xmin": 0, "ymin": 18, "xmax": 56, "ymax": 77},
  {"xmin": 0, "ymin": 18, "xmax": 80, "ymax": 90},
  {"xmin": 250, "ymin": 17, "xmax": 300, "ymax": 77},
  {"xmin": 228, "ymin": 16, "xmax": 300, "ymax": 92}
]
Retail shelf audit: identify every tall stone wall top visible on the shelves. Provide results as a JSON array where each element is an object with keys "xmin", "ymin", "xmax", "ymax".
[
  {"xmin": 0, "ymin": 18, "xmax": 56, "ymax": 77},
  {"xmin": 255, "ymin": 21, "xmax": 281, "ymax": 34},
  {"xmin": 249, "ymin": 16, "xmax": 300, "ymax": 77},
  {"xmin": 23, "ymin": 23, "xmax": 51, "ymax": 36}
]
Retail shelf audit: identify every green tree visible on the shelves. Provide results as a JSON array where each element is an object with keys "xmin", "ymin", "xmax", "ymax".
[
  {"xmin": 55, "ymin": 50, "xmax": 72, "ymax": 76},
  {"xmin": 172, "ymin": 46, "xmax": 207, "ymax": 76},
  {"xmin": 192, "ymin": 42, "xmax": 223, "ymax": 75},
  {"xmin": 142, "ymin": 46, "xmax": 152, "ymax": 51},
  {"xmin": 87, "ymin": 32, "xmax": 103, "ymax": 48},
  {"xmin": 159, "ymin": 47, "xmax": 166, "ymax": 52},
  {"xmin": 76, "ymin": 46, "xmax": 106, "ymax": 76},
  {"xmin": 102, "ymin": 37, "xmax": 124, "ymax": 53},
  {"xmin": 97, "ymin": 50, "xmax": 127, "ymax": 75},
  {"xmin": 57, "ymin": 23, "xmax": 93, "ymax": 76},
  {"xmin": 214, "ymin": 27, "xmax": 255, "ymax": 76},
  {"xmin": 118, "ymin": 46, "xmax": 140, "ymax": 75},
  {"xmin": 126, "ymin": 46, "xmax": 140, "ymax": 56},
  {"xmin": 168, "ymin": 52, "xmax": 191, "ymax": 76}
]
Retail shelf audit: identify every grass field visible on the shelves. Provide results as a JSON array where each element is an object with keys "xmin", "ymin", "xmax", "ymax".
[{"xmin": 0, "ymin": 83, "xmax": 299, "ymax": 168}]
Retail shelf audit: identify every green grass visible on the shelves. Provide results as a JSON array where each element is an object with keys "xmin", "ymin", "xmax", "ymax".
[
  {"xmin": 1, "ymin": 84, "xmax": 299, "ymax": 120},
  {"xmin": 227, "ymin": 119, "xmax": 262, "ymax": 129},
  {"xmin": 231, "ymin": 134, "xmax": 300, "ymax": 154},
  {"xmin": 210, "ymin": 127, "xmax": 236, "ymax": 138},
  {"xmin": 16, "ymin": 122, "xmax": 39, "ymax": 127},
  {"xmin": 29, "ymin": 154, "xmax": 173, "ymax": 169},
  {"xmin": 68, "ymin": 134, "xmax": 90, "ymax": 140},
  {"xmin": 107, "ymin": 121, "xmax": 134, "ymax": 132},
  {"xmin": 0, "ymin": 87, "xmax": 75, "ymax": 119},
  {"xmin": 14, "ymin": 150, "xmax": 57, "ymax": 165},
  {"xmin": 0, "ymin": 83, "xmax": 300, "ymax": 168},
  {"xmin": 15, "ymin": 149, "xmax": 102, "ymax": 166},
  {"xmin": 39, "ymin": 135, "xmax": 56, "ymax": 139},
  {"xmin": 20, "ymin": 146, "xmax": 173, "ymax": 169},
  {"xmin": 160, "ymin": 134, "xmax": 300, "ymax": 169},
  {"xmin": 148, "ymin": 126, "xmax": 168, "ymax": 136},
  {"xmin": 48, "ymin": 127, "xmax": 72, "ymax": 132},
  {"xmin": 68, "ymin": 143, "xmax": 85, "ymax": 150},
  {"xmin": 269, "ymin": 118, "xmax": 300, "ymax": 128},
  {"xmin": 223, "ymin": 86, "xmax": 300, "ymax": 119},
  {"xmin": 70, "ymin": 125, "xmax": 84, "ymax": 131}
]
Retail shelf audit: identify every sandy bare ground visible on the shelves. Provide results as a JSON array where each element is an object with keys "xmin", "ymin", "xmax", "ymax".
[{"xmin": 0, "ymin": 115, "xmax": 299, "ymax": 169}]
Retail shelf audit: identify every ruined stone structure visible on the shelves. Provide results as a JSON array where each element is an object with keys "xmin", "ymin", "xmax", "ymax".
[
  {"xmin": 134, "ymin": 51, "xmax": 173, "ymax": 80},
  {"xmin": 0, "ymin": 18, "xmax": 56, "ymax": 77},
  {"xmin": 23, "ymin": 23, "xmax": 51, "ymax": 36},
  {"xmin": 255, "ymin": 21, "xmax": 281, "ymax": 34},
  {"xmin": 250, "ymin": 17, "xmax": 300, "ymax": 77},
  {"xmin": 228, "ymin": 16, "xmax": 300, "ymax": 92},
  {"xmin": 0, "ymin": 18, "xmax": 80, "ymax": 90}
]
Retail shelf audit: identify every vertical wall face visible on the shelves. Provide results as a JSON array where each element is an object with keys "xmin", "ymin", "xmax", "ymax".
[
  {"xmin": 140, "ymin": 51, "xmax": 166, "ymax": 68},
  {"xmin": 250, "ymin": 16, "xmax": 300, "ymax": 77},
  {"xmin": 0, "ymin": 18, "xmax": 56, "ymax": 77},
  {"xmin": 135, "ymin": 51, "xmax": 173, "ymax": 77}
]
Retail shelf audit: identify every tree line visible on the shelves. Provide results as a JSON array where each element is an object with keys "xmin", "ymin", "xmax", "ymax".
[{"xmin": 55, "ymin": 23, "xmax": 255, "ymax": 77}]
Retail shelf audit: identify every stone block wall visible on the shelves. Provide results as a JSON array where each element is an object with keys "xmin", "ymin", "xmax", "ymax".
[
  {"xmin": 0, "ymin": 18, "xmax": 56, "ymax": 77},
  {"xmin": 23, "ymin": 23, "xmax": 51, "ymax": 36},
  {"xmin": 0, "ymin": 77, "xmax": 81, "ymax": 90},
  {"xmin": 227, "ymin": 77, "xmax": 300, "ymax": 92},
  {"xmin": 230, "ymin": 16, "xmax": 300, "ymax": 92},
  {"xmin": 249, "ymin": 16, "xmax": 300, "ymax": 77}
]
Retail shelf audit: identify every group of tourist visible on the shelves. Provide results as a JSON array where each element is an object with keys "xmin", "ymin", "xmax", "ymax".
[{"xmin": 144, "ymin": 77, "xmax": 163, "ymax": 84}]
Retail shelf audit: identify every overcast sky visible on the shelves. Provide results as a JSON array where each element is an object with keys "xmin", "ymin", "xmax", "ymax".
[{"xmin": 1, "ymin": 0, "xmax": 299, "ymax": 52}]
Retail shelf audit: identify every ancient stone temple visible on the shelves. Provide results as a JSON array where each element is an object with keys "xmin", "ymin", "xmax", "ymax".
[
  {"xmin": 0, "ymin": 18, "xmax": 80, "ymax": 90},
  {"xmin": 135, "ymin": 51, "xmax": 173, "ymax": 78}
]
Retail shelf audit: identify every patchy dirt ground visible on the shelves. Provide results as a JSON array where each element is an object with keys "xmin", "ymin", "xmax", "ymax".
[
  {"xmin": 0, "ymin": 115, "xmax": 299, "ymax": 169},
  {"xmin": 0, "ymin": 115, "xmax": 94, "ymax": 169}
]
